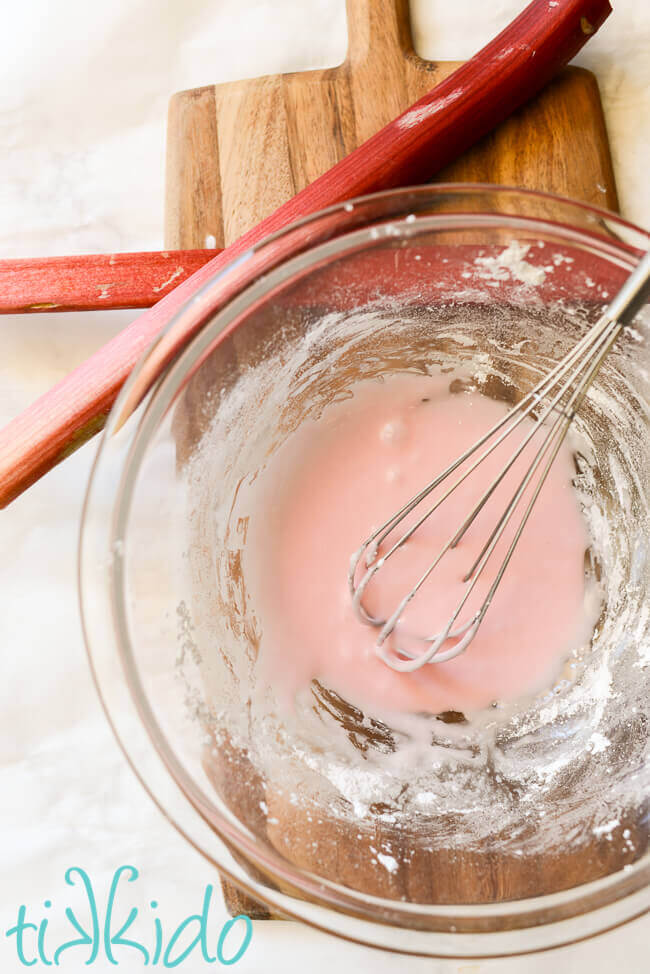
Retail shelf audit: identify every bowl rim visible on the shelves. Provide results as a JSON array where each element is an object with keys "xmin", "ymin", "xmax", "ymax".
[{"xmin": 79, "ymin": 183, "xmax": 650, "ymax": 958}]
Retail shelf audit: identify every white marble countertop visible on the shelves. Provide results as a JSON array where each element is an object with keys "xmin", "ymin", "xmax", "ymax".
[{"xmin": 1, "ymin": 2, "xmax": 649, "ymax": 971}]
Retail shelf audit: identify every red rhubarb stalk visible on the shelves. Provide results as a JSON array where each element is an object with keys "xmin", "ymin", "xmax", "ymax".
[
  {"xmin": 0, "ymin": 0, "xmax": 612, "ymax": 507},
  {"xmin": 0, "ymin": 251, "xmax": 219, "ymax": 314}
]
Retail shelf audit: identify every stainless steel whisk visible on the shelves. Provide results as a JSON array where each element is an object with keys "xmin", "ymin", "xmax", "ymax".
[{"xmin": 349, "ymin": 250, "xmax": 650, "ymax": 672}]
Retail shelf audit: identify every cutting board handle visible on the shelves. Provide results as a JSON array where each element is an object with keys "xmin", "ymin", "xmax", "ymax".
[{"xmin": 345, "ymin": 0, "xmax": 414, "ymax": 66}]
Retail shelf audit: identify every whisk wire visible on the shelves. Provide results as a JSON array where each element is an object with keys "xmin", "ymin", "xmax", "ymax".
[
  {"xmin": 350, "ymin": 306, "xmax": 620, "ymax": 602},
  {"xmin": 350, "ymin": 249, "xmax": 650, "ymax": 670},
  {"xmin": 377, "ymin": 315, "xmax": 623, "ymax": 670}
]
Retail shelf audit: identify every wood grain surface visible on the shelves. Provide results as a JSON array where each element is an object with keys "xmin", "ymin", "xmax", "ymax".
[
  {"xmin": 165, "ymin": 0, "xmax": 620, "ymax": 920},
  {"xmin": 165, "ymin": 0, "xmax": 617, "ymax": 252}
]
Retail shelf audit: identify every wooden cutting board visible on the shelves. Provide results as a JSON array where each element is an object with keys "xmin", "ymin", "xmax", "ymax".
[
  {"xmin": 164, "ymin": 0, "xmax": 619, "ymax": 920},
  {"xmin": 165, "ymin": 0, "xmax": 617, "ymax": 252}
]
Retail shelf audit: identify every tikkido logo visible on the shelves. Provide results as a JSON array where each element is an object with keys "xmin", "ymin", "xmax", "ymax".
[{"xmin": 5, "ymin": 866, "xmax": 253, "ymax": 968}]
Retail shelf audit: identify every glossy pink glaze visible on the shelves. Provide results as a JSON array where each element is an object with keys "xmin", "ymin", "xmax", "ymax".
[{"xmin": 247, "ymin": 374, "xmax": 591, "ymax": 715}]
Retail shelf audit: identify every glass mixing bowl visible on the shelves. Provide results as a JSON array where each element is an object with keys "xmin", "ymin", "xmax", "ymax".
[{"xmin": 80, "ymin": 186, "xmax": 650, "ymax": 958}]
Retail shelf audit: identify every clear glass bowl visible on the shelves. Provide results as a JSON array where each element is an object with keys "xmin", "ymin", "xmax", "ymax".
[{"xmin": 80, "ymin": 186, "xmax": 650, "ymax": 958}]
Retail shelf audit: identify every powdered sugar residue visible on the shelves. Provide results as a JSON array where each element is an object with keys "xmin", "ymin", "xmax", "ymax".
[{"xmin": 474, "ymin": 241, "xmax": 547, "ymax": 286}]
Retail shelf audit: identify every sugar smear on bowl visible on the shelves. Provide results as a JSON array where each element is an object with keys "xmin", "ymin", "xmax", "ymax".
[{"xmin": 181, "ymin": 294, "xmax": 650, "ymax": 865}]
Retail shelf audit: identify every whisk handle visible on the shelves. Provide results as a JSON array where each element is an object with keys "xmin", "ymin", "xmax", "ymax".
[{"xmin": 608, "ymin": 249, "xmax": 650, "ymax": 326}]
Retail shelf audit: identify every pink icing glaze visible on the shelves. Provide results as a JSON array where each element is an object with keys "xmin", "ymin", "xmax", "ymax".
[{"xmin": 246, "ymin": 373, "xmax": 592, "ymax": 715}]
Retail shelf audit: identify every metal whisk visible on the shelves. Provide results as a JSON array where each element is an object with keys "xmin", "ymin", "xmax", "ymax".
[{"xmin": 349, "ymin": 250, "xmax": 650, "ymax": 672}]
